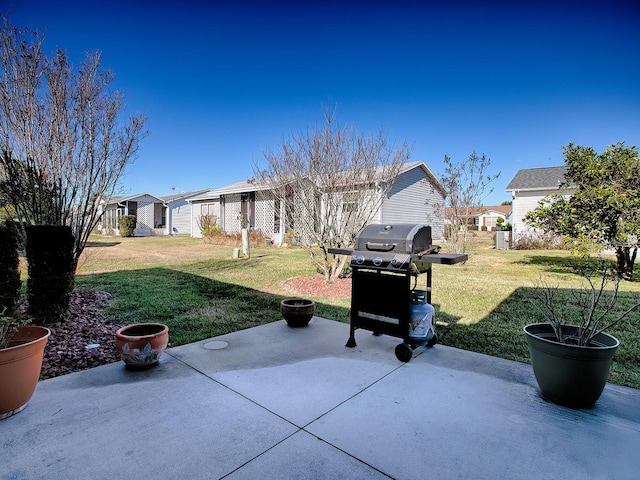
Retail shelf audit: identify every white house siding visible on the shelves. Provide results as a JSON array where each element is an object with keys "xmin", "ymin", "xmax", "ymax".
[
  {"xmin": 190, "ymin": 199, "xmax": 220, "ymax": 238},
  {"xmin": 380, "ymin": 167, "xmax": 445, "ymax": 240},
  {"xmin": 511, "ymin": 189, "xmax": 572, "ymax": 238},
  {"xmin": 168, "ymin": 199, "xmax": 192, "ymax": 235}
]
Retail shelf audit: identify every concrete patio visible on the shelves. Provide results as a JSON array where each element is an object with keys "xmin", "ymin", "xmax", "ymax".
[{"xmin": 2, "ymin": 317, "xmax": 639, "ymax": 479}]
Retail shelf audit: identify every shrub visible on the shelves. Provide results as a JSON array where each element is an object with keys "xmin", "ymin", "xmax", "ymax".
[
  {"xmin": 514, "ymin": 230, "xmax": 565, "ymax": 250},
  {"xmin": 117, "ymin": 215, "xmax": 136, "ymax": 237},
  {"xmin": 0, "ymin": 225, "xmax": 21, "ymax": 318},
  {"xmin": 197, "ymin": 214, "xmax": 218, "ymax": 236},
  {"xmin": 26, "ymin": 225, "xmax": 76, "ymax": 324},
  {"xmin": 202, "ymin": 227, "xmax": 271, "ymax": 248}
]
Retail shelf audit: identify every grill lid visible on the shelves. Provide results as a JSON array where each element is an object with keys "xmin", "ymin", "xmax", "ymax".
[{"xmin": 353, "ymin": 224, "xmax": 433, "ymax": 254}]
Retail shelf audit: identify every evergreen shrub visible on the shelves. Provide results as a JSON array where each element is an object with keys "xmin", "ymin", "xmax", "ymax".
[
  {"xmin": 26, "ymin": 225, "xmax": 76, "ymax": 324},
  {"xmin": 0, "ymin": 225, "xmax": 21, "ymax": 318},
  {"xmin": 117, "ymin": 215, "xmax": 137, "ymax": 237}
]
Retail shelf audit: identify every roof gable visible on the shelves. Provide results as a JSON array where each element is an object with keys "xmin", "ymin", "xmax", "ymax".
[
  {"xmin": 104, "ymin": 193, "xmax": 165, "ymax": 205},
  {"xmin": 505, "ymin": 166, "xmax": 568, "ymax": 191},
  {"xmin": 159, "ymin": 189, "xmax": 210, "ymax": 202},
  {"xmin": 207, "ymin": 161, "xmax": 444, "ymax": 198}
]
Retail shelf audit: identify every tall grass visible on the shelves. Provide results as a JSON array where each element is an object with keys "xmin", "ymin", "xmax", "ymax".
[{"xmin": 75, "ymin": 235, "xmax": 640, "ymax": 389}]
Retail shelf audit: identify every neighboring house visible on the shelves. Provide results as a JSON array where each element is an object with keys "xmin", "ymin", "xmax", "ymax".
[
  {"xmin": 99, "ymin": 193, "xmax": 167, "ymax": 236},
  {"xmin": 189, "ymin": 161, "xmax": 446, "ymax": 244},
  {"xmin": 99, "ymin": 189, "xmax": 209, "ymax": 236},
  {"xmin": 444, "ymin": 205, "xmax": 512, "ymax": 231},
  {"xmin": 160, "ymin": 189, "xmax": 210, "ymax": 235},
  {"xmin": 505, "ymin": 166, "xmax": 573, "ymax": 239}
]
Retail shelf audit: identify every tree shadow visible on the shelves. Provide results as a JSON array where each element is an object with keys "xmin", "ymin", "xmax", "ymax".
[
  {"xmin": 75, "ymin": 266, "xmax": 350, "ymax": 346},
  {"xmin": 84, "ymin": 241, "xmax": 121, "ymax": 248},
  {"xmin": 434, "ymin": 285, "xmax": 640, "ymax": 388},
  {"xmin": 513, "ymin": 254, "xmax": 576, "ymax": 274}
]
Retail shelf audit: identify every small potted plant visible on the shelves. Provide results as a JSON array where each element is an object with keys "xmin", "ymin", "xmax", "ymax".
[
  {"xmin": 0, "ymin": 315, "xmax": 50, "ymax": 419},
  {"xmin": 280, "ymin": 298, "xmax": 315, "ymax": 327},
  {"xmin": 524, "ymin": 259, "xmax": 640, "ymax": 408},
  {"xmin": 115, "ymin": 323, "xmax": 169, "ymax": 368}
]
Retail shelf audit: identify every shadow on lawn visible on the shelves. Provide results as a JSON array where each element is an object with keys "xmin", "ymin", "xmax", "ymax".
[
  {"xmin": 435, "ymin": 285, "xmax": 640, "ymax": 388},
  {"xmin": 84, "ymin": 241, "xmax": 121, "ymax": 248},
  {"xmin": 76, "ymin": 266, "xmax": 351, "ymax": 346},
  {"xmin": 513, "ymin": 254, "xmax": 577, "ymax": 274}
]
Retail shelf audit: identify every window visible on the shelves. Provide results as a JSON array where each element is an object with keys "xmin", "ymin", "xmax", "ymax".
[{"xmin": 342, "ymin": 191, "xmax": 359, "ymax": 213}]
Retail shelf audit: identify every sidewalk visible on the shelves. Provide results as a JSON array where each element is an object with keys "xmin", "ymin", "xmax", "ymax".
[{"xmin": 2, "ymin": 317, "xmax": 639, "ymax": 479}]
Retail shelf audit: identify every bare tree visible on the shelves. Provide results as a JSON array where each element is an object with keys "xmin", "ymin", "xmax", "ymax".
[
  {"xmin": 0, "ymin": 18, "xmax": 147, "ymax": 267},
  {"xmin": 440, "ymin": 151, "xmax": 500, "ymax": 253},
  {"xmin": 254, "ymin": 106, "xmax": 411, "ymax": 282}
]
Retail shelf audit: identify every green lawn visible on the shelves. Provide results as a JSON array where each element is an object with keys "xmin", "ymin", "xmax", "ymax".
[{"xmin": 75, "ymin": 235, "xmax": 640, "ymax": 389}]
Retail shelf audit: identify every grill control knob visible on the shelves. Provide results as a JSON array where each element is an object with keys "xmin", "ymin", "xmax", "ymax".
[
  {"xmin": 372, "ymin": 257, "xmax": 383, "ymax": 266},
  {"xmin": 354, "ymin": 255, "xmax": 365, "ymax": 265}
]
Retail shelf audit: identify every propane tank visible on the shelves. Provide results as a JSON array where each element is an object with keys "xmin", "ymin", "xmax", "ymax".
[{"xmin": 409, "ymin": 291, "xmax": 435, "ymax": 339}]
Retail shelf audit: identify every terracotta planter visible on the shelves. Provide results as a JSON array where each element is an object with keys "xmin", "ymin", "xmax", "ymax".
[
  {"xmin": 280, "ymin": 298, "xmax": 315, "ymax": 328},
  {"xmin": 115, "ymin": 323, "xmax": 169, "ymax": 368},
  {"xmin": 0, "ymin": 326, "xmax": 50, "ymax": 420},
  {"xmin": 524, "ymin": 323, "xmax": 619, "ymax": 408}
]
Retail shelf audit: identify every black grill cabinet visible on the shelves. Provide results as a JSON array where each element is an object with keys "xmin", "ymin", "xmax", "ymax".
[{"xmin": 330, "ymin": 223, "xmax": 467, "ymax": 362}]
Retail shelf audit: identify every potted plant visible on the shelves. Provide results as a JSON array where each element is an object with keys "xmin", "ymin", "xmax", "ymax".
[
  {"xmin": 1, "ymin": 317, "xmax": 50, "ymax": 419},
  {"xmin": 1, "ymin": 225, "xmax": 50, "ymax": 419},
  {"xmin": 115, "ymin": 323, "xmax": 169, "ymax": 368},
  {"xmin": 280, "ymin": 298, "xmax": 315, "ymax": 327},
  {"xmin": 524, "ymin": 260, "xmax": 640, "ymax": 408}
]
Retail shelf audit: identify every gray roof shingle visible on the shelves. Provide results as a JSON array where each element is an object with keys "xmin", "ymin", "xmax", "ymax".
[{"xmin": 505, "ymin": 166, "xmax": 568, "ymax": 191}]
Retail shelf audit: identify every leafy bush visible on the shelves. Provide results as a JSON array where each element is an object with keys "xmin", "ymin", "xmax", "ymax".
[
  {"xmin": 0, "ymin": 225, "xmax": 21, "ymax": 319},
  {"xmin": 26, "ymin": 225, "xmax": 76, "ymax": 324},
  {"xmin": 117, "ymin": 215, "xmax": 136, "ymax": 237}
]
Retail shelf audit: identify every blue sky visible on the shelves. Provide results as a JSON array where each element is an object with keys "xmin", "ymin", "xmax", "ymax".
[{"xmin": 4, "ymin": 0, "xmax": 639, "ymax": 205}]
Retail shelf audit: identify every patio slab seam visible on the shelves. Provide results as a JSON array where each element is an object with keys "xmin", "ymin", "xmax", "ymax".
[{"xmin": 164, "ymin": 344, "xmax": 415, "ymax": 479}]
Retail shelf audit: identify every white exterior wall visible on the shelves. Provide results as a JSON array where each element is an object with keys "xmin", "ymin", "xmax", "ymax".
[
  {"xmin": 380, "ymin": 167, "xmax": 445, "ymax": 240},
  {"xmin": 168, "ymin": 199, "xmax": 192, "ymax": 235}
]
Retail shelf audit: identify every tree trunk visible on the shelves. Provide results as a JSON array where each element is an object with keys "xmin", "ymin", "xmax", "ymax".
[{"xmin": 616, "ymin": 246, "xmax": 637, "ymax": 281}]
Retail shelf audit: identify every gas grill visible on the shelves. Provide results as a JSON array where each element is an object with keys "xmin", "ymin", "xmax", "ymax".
[{"xmin": 330, "ymin": 223, "xmax": 467, "ymax": 362}]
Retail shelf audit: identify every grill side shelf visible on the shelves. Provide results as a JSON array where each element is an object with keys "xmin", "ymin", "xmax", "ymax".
[{"xmin": 328, "ymin": 248, "xmax": 468, "ymax": 265}]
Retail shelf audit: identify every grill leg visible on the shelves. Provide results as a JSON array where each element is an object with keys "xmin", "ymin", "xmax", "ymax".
[{"xmin": 346, "ymin": 324, "xmax": 357, "ymax": 348}]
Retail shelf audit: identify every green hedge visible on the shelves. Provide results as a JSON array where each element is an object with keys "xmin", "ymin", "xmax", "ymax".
[
  {"xmin": 26, "ymin": 225, "xmax": 76, "ymax": 324},
  {"xmin": 118, "ymin": 215, "xmax": 136, "ymax": 237},
  {"xmin": 0, "ymin": 225, "xmax": 21, "ymax": 318}
]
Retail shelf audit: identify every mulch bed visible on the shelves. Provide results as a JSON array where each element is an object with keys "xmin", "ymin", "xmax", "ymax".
[
  {"xmin": 37, "ymin": 290, "xmax": 122, "ymax": 380},
  {"xmin": 35, "ymin": 275, "xmax": 351, "ymax": 380},
  {"xmin": 284, "ymin": 274, "xmax": 352, "ymax": 299}
]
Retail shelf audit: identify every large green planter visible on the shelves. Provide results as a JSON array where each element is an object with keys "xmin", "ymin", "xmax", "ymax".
[{"xmin": 524, "ymin": 323, "xmax": 619, "ymax": 408}]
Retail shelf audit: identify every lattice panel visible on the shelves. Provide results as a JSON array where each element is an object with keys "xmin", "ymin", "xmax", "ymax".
[
  {"xmin": 256, "ymin": 190, "xmax": 275, "ymax": 237},
  {"xmin": 137, "ymin": 201, "xmax": 154, "ymax": 229},
  {"xmin": 224, "ymin": 194, "xmax": 242, "ymax": 232},
  {"xmin": 293, "ymin": 188, "xmax": 316, "ymax": 242}
]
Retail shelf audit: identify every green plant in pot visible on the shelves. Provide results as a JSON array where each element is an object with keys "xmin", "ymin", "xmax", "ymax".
[{"xmin": 524, "ymin": 260, "xmax": 640, "ymax": 408}]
